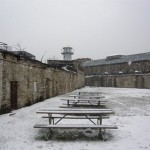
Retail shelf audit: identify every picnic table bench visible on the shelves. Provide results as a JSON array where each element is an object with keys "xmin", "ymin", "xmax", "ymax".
[
  {"xmin": 34, "ymin": 124, "xmax": 117, "ymax": 130},
  {"xmin": 39, "ymin": 108, "xmax": 112, "ymax": 111}
]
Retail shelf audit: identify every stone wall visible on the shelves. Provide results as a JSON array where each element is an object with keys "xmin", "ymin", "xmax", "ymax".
[
  {"xmin": 84, "ymin": 61, "xmax": 150, "ymax": 75},
  {"xmin": 0, "ymin": 54, "xmax": 3, "ymax": 111},
  {"xmin": 84, "ymin": 60, "xmax": 150, "ymax": 89},
  {"xmin": 0, "ymin": 52, "xmax": 85, "ymax": 114},
  {"xmin": 85, "ymin": 74, "xmax": 150, "ymax": 89}
]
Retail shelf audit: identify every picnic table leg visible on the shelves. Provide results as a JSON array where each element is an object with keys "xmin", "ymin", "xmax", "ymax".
[
  {"xmin": 98, "ymin": 129, "xmax": 103, "ymax": 139},
  {"xmin": 74, "ymin": 101, "xmax": 79, "ymax": 106},
  {"xmin": 98, "ymin": 128, "xmax": 107, "ymax": 140},
  {"xmin": 88, "ymin": 101, "xmax": 92, "ymax": 106},
  {"xmin": 48, "ymin": 114, "xmax": 52, "ymax": 124},
  {"xmin": 45, "ymin": 129, "xmax": 53, "ymax": 141},
  {"xmin": 98, "ymin": 115, "xmax": 103, "ymax": 139},
  {"xmin": 100, "ymin": 116, "xmax": 102, "ymax": 125},
  {"xmin": 54, "ymin": 115, "xmax": 67, "ymax": 124},
  {"xmin": 53, "ymin": 118, "xmax": 54, "ymax": 124},
  {"xmin": 84, "ymin": 115, "xmax": 96, "ymax": 125},
  {"xmin": 98, "ymin": 101, "xmax": 100, "ymax": 107},
  {"xmin": 97, "ymin": 116, "xmax": 102, "ymax": 125},
  {"xmin": 67, "ymin": 100, "xmax": 69, "ymax": 106},
  {"xmin": 97, "ymin": 118, "xmax": 99, "ymax": 125}
]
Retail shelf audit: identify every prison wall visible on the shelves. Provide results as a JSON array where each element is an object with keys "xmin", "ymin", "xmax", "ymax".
[
  {"xmin": 84, "ymin": 61, "xmax": 150, "ymax": 89},
  {"xmin": 0, "ymin": 52, "xmax": 84, "ymax": 114},
  {"xmin": 85, "ymin": 74, "xmax": 150, "ymax": 89},
  {"xmin": 84, "ymin": 61, "xmax": 150, "ymax": 76},
  {"xmin": 0, "ymin": 54, "xmax": 3, "ymax": 111}
]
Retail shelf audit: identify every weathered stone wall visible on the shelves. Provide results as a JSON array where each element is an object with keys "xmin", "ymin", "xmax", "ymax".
[
  {"xmin": 85, "ymin": 61, "xmax": 150, "ymax": 75},
  {"xmin": 85, "ymin": 74, "xmax": 150, "ymax": 89},
  {"xmin": 0, "ymin": 52, "xmax": 85, "ymax": 114},
  {"xmin": 84, "ymin": 60, "xmax": 150, "ymax": 89},
  {"xmin": 0, "ymin": 54, "xmax": 3, "ymax": 111}
]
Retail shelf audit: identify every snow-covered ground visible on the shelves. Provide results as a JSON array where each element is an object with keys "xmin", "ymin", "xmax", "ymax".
[{"xmin": 0, "ymin": 87, "xmax": 150, "ymax": 150}]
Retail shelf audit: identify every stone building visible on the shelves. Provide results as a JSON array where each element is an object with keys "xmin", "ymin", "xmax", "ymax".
[
  {"xmin": 83, "ymin": 52, "xmax": 150, "ymax": 89},
  {"xmin": 0, "ymin": 50, "xmax": 84, "ymax": 114}
]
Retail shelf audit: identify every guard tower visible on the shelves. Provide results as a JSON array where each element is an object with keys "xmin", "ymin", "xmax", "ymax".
[{"xmin": 61, "ymin": 47, "xmax": 74, "ymax": 60}]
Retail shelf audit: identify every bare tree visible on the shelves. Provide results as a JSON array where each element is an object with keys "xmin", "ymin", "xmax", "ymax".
[
  {"xmin": 14, "ymin": 42, "xmax": 26, "ymax": 51},
  {"xmin": 41, "ymin": 50, "xmax": 47, "ymax": 62}
]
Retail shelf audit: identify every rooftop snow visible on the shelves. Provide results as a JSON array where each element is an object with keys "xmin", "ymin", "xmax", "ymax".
[{"xmin": 83, "ymin": 52, "xmax": 150, "ymax": 66}]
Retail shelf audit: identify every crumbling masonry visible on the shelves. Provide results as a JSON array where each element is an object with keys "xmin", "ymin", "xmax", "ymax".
[{"xmin": 0, "ymin": 50, "xmax": 84, "ymax": 114}]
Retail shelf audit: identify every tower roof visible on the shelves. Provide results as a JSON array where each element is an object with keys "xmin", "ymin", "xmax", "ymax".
[{"xmin": 62, "ymin": 47, "xmax": 73, "ymax": 49}]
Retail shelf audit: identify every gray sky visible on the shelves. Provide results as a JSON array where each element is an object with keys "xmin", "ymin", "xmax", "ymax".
[{"xmin": 0, "ymin": 0, "xmax": 150, "ymax": 61}]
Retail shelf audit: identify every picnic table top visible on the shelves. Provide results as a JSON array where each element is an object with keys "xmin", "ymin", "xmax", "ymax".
[
  {"xmin": 60, "ymin": 98, "xmax": 107, "ymax": 102},
  {"xmin": 36, "ymin": 109, "xmax": 114, "ymax": 115},
  {"xmin": 69, "ymin": 95, "xmax": 105, "ymax": 98},
  {"xmin": 78, "ymin": 91, "xmax": 103, "ymax": 94}
]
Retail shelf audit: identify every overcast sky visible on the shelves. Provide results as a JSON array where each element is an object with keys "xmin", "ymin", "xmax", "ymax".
[{"xmin": 0, "ymin": 0, "xmax": 150, "ymax": 61}]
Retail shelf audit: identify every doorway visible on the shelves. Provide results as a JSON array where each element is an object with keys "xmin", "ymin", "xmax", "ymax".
[
  {"xmin": 46, "ymin": 79, "xmax": 50, "ymax": 98},
  {"xmin": 10, "ymin": 81, "xmax": 18, "ymax": 109}
]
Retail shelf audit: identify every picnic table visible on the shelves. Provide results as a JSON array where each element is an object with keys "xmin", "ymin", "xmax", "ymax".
[
  {"xmin": 60, "ymin": 98, "xmax": 107, "ymax": 107},
  {"xmin": 34, "ymin": 108, "xmax": 117, "ymax": 139},
  {"xmin": 69, "ymin": 95, "xmax": 105, "ymax": 99},
  {"xmin": 78, "ymin": 91, "xmax": 103, "ymax": 96},
  {"xmin": 39, "ymin": 108, "xmax": 112, "ymax": 123},
  {"xmin": 36, "ymin": 108, "xmax": 114, "ymax": 124}
]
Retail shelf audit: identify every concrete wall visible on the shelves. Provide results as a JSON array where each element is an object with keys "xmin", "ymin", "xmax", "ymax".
[{"xmin": 0, "ymin": 52, "xmax": 85, "ymax": 114}]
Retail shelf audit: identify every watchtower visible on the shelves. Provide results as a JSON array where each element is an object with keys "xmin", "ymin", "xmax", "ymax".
[{"xmin": 61, "ymin": 47, "xmax": 74, "ymax": 60}]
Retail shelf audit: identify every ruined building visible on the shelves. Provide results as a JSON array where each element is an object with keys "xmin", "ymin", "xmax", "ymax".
[
  {"xmin": 0, "ymin": 49, "xmax": 84, "ymax": 114},
  {"xmin": 83, "ymin": 52, "xmax": 150, "ymax": 89}
]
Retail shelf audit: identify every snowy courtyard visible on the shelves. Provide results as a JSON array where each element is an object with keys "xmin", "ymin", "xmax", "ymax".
[{"xmin": 0, "ymin": 86, "xmax": 150, "ymax": 150}]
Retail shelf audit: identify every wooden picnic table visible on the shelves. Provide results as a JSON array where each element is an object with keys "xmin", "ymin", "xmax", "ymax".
[
  {"xmin": 34, "ymin": 108, "xmax": 117, "ymax": 139},
  {"xmin": 78, "ymin": 91, "xmax": 103, "ymax": 96},
  {"xmin": 36, "ymin": 108, "xmax": 114, "ymax": 125},
  {"xmin": 60, "ymin": 98, "xmax": 107, "ymax": 107},
  {"xmin": 69, "ymin": 95, "xmax": 105, "ymax": 99}
]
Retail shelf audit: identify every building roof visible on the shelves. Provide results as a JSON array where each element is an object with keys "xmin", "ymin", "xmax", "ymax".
[
  {"xmin": 0, "ymin": 49, "xmax": 36, "ymax": 61},
  {"xmin": 11, "ymin": 51, "xmax": 35, "ymax": 60},
  {"xmin": 83, "ymin": 52, "xmax": 150, "ymax": 67}
]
